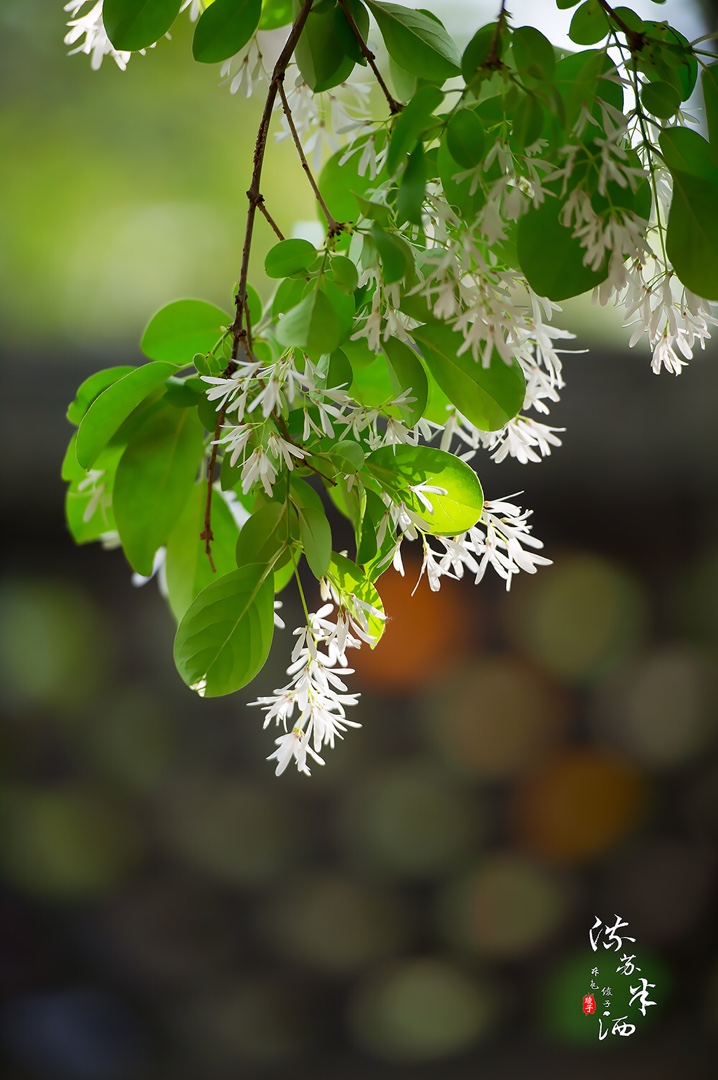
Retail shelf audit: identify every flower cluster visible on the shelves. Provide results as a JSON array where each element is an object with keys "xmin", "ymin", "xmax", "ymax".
[{"xmin": 251, "ymin": 603, "xmax": 364, "ymax": 776}]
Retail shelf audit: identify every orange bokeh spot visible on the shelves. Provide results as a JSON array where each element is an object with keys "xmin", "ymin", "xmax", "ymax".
[
  {"xmin": 353, "ymin": 557, "xmax": 476, "ymax": 695},
  {"xmin": 511, "ymin": 749, "xmax": 648, "ymax": 862}
]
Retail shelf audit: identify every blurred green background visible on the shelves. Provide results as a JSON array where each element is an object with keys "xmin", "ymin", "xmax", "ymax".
[{"xmin": 2, "ymin": 1, "xmax": 718, "ymax": 1077}]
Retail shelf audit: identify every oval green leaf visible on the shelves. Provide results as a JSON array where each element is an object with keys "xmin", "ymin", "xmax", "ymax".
[
  {"xmin": 104, "ymin": 0, "xmax": 181, "ymax": 51},
  {"xmin": 67, "ymin": 366, "xmax": 135, "ymax": 426},
  {"xmin": 290, "ymin": 477, "xmax": 332, "ymax": 579},
  {"xmin": 265, "ymin": 238, "xmax": 317, "ymax": 278},
  {"xmin": 276, "ymin": 288, "xmax": 341, "ymax": 357},
  {"xmin": 114, "ymin": 406, "xmax": 205, "ymax": 576},
  {"xmin": 446, "ymin": 108, "xmax": 485, "ymax": 168},
  {"xmin": 365, "ymin": 0, "xmax": 461, "ymax": 82},
  {"xmin": 517, "ymin": 190, "xmax": 609, "ymax": 301},
  {"xmin": 412, "ymin": 322, "xmax": 525, "ymax": 431},
  {"xmin": 76, "ymin": 361, "xmax": 177, "ymax": 469},
  {"xmin": 192, "ymin": 0, "xmax": 262, "ymax": 64},
  {"xmin": 141, "ymin": 299, "xmax": 231, "ymax": 367},
  {"xmin": 165, "ymin": 484, "xmax": 240, "ymax": 621},
  {"xmin": 173, "ymin": 565, "xmax": 275, "ymax": 697},
  {"xmin": 366, "ymin": 444, "xmax": 483, "ymax": 536}
]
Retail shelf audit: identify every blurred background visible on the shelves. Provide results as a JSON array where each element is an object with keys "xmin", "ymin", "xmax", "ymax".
[{"xmin": 2, "ymin": 1, "xmax": 718, "ymax": 1076}]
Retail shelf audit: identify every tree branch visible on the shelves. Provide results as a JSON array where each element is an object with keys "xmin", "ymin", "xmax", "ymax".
[
  {"xmin": 276, "ymin": 79, "xmax": 344, "ymax": 237},
  {"xmin": 202, "ymin": 0, "xmax": 315, "ymax": 567},
  {"xmin": 596, "ymin": 0, "xmax": 646, "ymax": 51},
  {"xmin": 337, "ymin": 0, "xmax": 403, "ymax": 114}
]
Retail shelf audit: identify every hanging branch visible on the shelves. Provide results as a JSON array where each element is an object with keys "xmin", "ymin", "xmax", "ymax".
[
  {"xmin": 200, "ymin": 0, "xmax": 315, "ymax": 563},
  {"xmin": 257, "ymin": 197, "xmax": 285, "ymax": 241},
  {"xmin": 276, "ymin": 79, "xmax": 344, "ymax": 237},
  {"xmin": 337, "ymin": 0, "xmax": 403, "ymax": 114}
]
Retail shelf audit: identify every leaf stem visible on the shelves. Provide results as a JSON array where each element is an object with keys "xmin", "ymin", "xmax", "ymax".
[{"xmin": 337, "ymin": 0, "xmax": 403, "ymax": 114}]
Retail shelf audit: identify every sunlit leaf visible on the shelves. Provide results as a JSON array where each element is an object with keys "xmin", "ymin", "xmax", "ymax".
[{"xmin": 173, "ymin": 565, "xmax": 275, "ymax": 697}]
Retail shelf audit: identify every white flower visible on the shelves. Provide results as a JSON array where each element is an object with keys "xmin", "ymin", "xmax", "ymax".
[
  {"xmin": 250, "ymin": 604, "xmax": 363, "ymax": 776},
  {"xmin": 64, "ymin": 0, "xmax": 133, "ymax": 70},
  {"xmin": 267, "ymin": 728, "xmax": 326, "ymax": 777},
  {"xmin": 266, "ymin": 432, "xmax": 305, "ymax": 471},
  {"xmin": 241, "ymin": 447, "xmax": 277, "ymax": 496}
]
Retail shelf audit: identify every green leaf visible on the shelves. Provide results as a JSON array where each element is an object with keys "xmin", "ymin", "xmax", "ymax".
[
  {"xmin": 365, "ymin": 0, "xmax": 460, "ymax": 82},
  {"xmin": 173, "ymin": 565, "xmax": 275, "ymax": 697},
  {"xmin": 318, "ymin": 348, "xmax": 354, "ymax": 389},
  {"xmin": 461, "ymin": 21, "xmax": 505, "ymax": 84},
  {"xmin": 511, "ymin": 25, "xmax": 556, "ymax": 82},
  {"xmin": 396, "ymin": 142, "xmax": 426, "ymax": 225},
  {"xmin": 326, "ymin": 439, "xmax": 365, "ymax": 474},
  {"xmin": 193, "ymin": 0, "xmax": 262, "ymax": 64},
  {"xmin": 517, "ymin": 189, "xmax": 609, "ymax": 301},
  {"xmin": 275, "ymin": 288, "xmax": 341, "ymax": 357},
  {"xmin": 554, "ymin": 50, "xmax": 623, "ymax": 128},
  {"xmin": 387, "ymin": 85, "xmax": 444, "ymax": 175},
  {"xmin": 318, "ymin": 136, "xmax": 389, "ymax": 225},
  {"xmin": 383, "ymin": 337, "xmax": 428, "ymax": 426},
  {"xmin": 265, "ymin": 238, "xmax": 317, "ymax": 278},
  {"xmin": 76, "ymin": 361, "xmax": 177, "ymax": 470},
  {"xmin": 659, "ymin": 125, "xmax": 717, "ymax": 181},
  {"xmin": 321, "ymin": 279, "xmax": 355, "ymax": 344},
  {"xmin": 67, "ymin": 367, "xmax": 135, "ymax": 426},
  {"xmin": 703, "ymin": 65, "xmax": 718, "ymax": 169},
  {"xmin": 325, "ymin": 552, "xmax": 386, "ymax": 646},
  {"xmin": 290, "ymin": 477, "xmax": 332, "ymax": 579},
  {"xmin": 371, "ymin": 223, "xmax": 413, "ymax": 285},
  {"xmin": 437, "ymin": 138, "xmax": 486, "ymax": 219},
  {"xmin": 113, "ymin": 406, "xmax": 205, "ymax": 576},
  {"xmin": 235, "ymin": 499, "xmax": 291, "ymax": 569},
  {"xmin": 365, "ymin": 444, "xmax": 484, "ymax": 536},
  {"xmin": 260, "ymin": 0, "xmax": 293, "ymax": 30},
  {"xmin": 65, "ymin": 443, "xmax": 123, "ymax": 545},
  {"xmin": 641, "ymin": 79, "xmax": 681, "ymax": 119},
  {"xmin": 294, "ymin": 1, "xmax": 356, "ymax": 92},
  {"xmin": 356, "ymin": 488, "xmax": 385, "ymax": 565},
  {"xmin": 412, "ymin": 322, "xmax": 525, "ymax": 431},
  {"xmin": 165, "ymin": 484, "xmax": 240, "ymax": 621},
  {"xmin": 638, "ymin": 23, "xmax": 697, "ymax": 102},
  {"xmin": 445, "ymin": 108, "xmax": 485, "ymax": 168},
  {"xmin": 327, "ymin": 255, "xmax": 359, "ymax": 294},
  {"xmin": 660, "ymin": 129, "xmax": 718, "ymax": 300},
  {"xmin": 512, "ymin": 94, "xmax": 545, "ymax": 151},
  {"xmin": 103, "ymin": 0, "xmax": 181, "ymax": 51},
  {"xmin": 141, "ymin": 299, "xmax": 231, "ymax": 367},
  {"xmin": 334, "ymin": 0, "xmax": 371, "ymax": 66},
  {"xmin": 569, "ymin": 0, "xmax": 608, "ymax": 45}
]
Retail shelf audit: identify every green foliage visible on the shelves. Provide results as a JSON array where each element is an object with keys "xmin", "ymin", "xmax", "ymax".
[
  {"xmin": 113, "ymin": 405, "xmax": 205, "ymax": 576},
  {"xmin": 193, "ymin": 0, "xmax": 263, "ymax": 64},
  {"xmin": 104, "ymin": 0, "xmax": 181, "ymax": 52},
  {"xmin": 364, "ymin": 0, "xmax": 461, "ymax": 82},
  {"xmin": 413, "ymin": 324, "xmax": 525, "ymax": 431},
  {"xmin": 166, "ymin": 484, "xmax": 240, "ymax": 620},
  {"xmin": 62, "ymin": 0, "xmax": 718, "ymax": 772},
  {"xmin": 75, "ymin": 362, "xmax": 179, "ymax": 469},
  {"xmin": 366, "ymin": 445, "xmax": 484, "ymax": 536},
  {"xmin": 173, "ymin": 566, "xmax": 275, "ymax": 697},
  {"xmin": 141, "ymin": 299, "xmax": 231, "ymax": 366}
]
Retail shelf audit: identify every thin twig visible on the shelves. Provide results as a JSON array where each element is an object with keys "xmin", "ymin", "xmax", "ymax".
[
  {"xmin": 202, "ymin": 0, "xmax": 315, "ymax": 567},
  {"xmin": 257, "ymin": 197, "xmax": 285, "ymax": 240},
  {"xmin": 276, "ymin": 80, "xmax": 344, "ymax": 237},
  {"xmin": 337, "ymin": 0, "xmax": 402, "ymax": 114}
]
